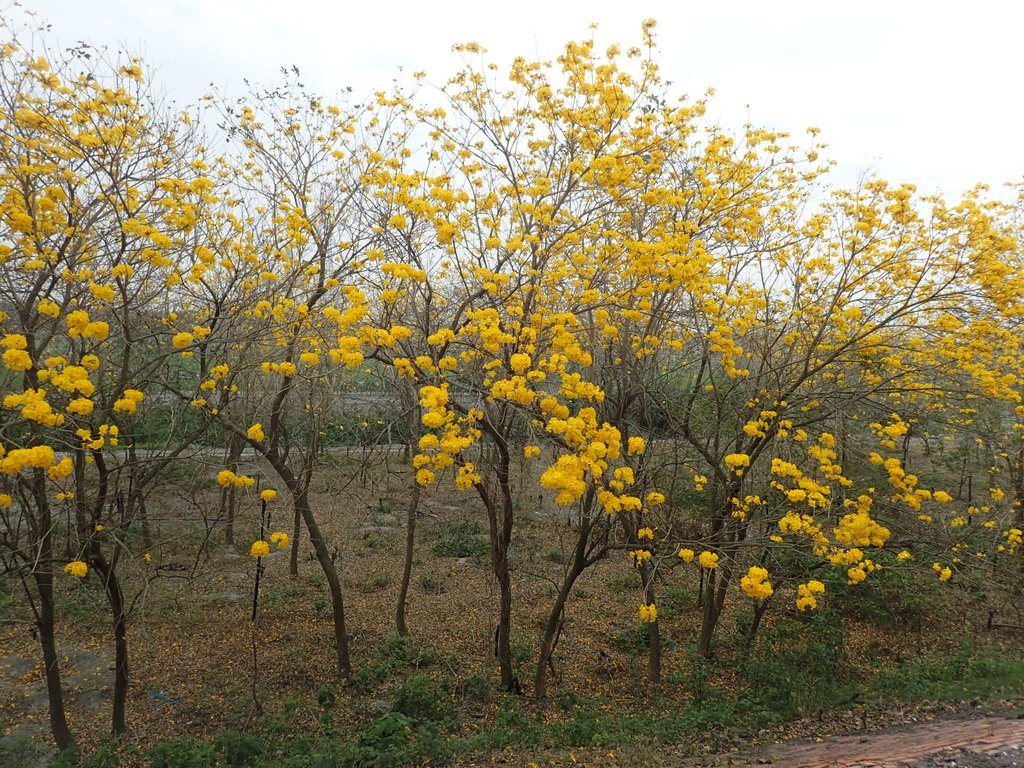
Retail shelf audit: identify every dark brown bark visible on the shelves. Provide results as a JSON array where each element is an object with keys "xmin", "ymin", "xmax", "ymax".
[
  {"xmin": 534, "ymin": 565, "xmax": 578, "ymax": 698},
  {"xmin": 91, "ymin": 557, "xmax": 129, "ymax": 735},
  {"xmin": 534, "ymin": 493, "xmax": 608, "ymax": 698},
  {"xmin": 35, "ymin": 570, "xmax": 75, "ymax": 751},
  {"xmin": 479, "ymin": 460, "xmax": 516, "ymax": 691},
  {"xmin": 220, "ymin": 433, "xmax": 243, "ymax": 546},
  {"xmin": 289, "ymin": 502, "xmax": 301, "ymax": 578},
  {"xmin": 30, "ymin": 472, "xmax": 75, "ymax": 751},
  {"xmin": 299, "ymin": 488, "xmax": 350, "ymax": 676},
  {"xmin": 742, "ymin": 599, "xmax": 771, "ymax": 660},
  {"xmin": 641, "ymin": 560, "xmax": 661, "ymax": 684},
  {"xmin": 395, "ymin": 483, "xmax": 421, "ymax": 637}
]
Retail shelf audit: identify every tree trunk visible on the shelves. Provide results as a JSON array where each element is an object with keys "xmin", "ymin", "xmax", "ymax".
[
  {"xmin": 495, "ymin": 555, "xmax": 514, "ymax": 690},
  {"xmin": 698, "ymin": 569, "xmax": 720, "ymax": 658},
  {"xmin": 289, "ymin": 502, "xmax": 301, "ymax": 578},
  {"xmin": 742, "ymin": 599, "xmax": 770, "ymax": 662},
  {"xmin": 534, "ymin": 502, "xmax": 603, "ymax": 698},
  {"xmin": 395, "ymin": 483, "xmax": 421, "ymax": 637},
  {"xmin": 642, "ymin": 561, "xmax": 661, "ymax": 684},
  {"xmin": 699, "ymin": 560, "xmax": 733, "ymax": 658},
  {"xmin": 92, "ymin": 557, "xmax": 129, "ymax": 735},
  {"xmin": 35, "ymin": 568, "xmax": 75, "ymax": 751},
  {"xmin": 220, "ymin": 433, "xmax": 243, "ymax": 546},
  {"xmin": 485, "ymin": 482, "xmax": 516, "ymax": 692},
  {"xmin": 534, "ymin": 564, "xmax": 580, "ymax": 698},
  {"xmin": 29, "ymin": 470, "xmax": 76, "ymax": 752},
  {"xmin": 295, "ymin": 489, "xmax": 350, "ymax": 677}
]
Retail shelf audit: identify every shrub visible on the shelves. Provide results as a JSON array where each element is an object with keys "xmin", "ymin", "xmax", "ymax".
[
  {"xmin": 432, "ymin": 520, "xmax": 487, "ymax": 558},
  {"xmin": 146, "ymin": 737, "xmax": 216, "ymax": 768},
  {"xmin": 214, "ymin": 731, "xmax": 264, "ymax": 767},
  {"xmin": 392, "ymin": 673, "xmax": 452, "ymax": 723}
]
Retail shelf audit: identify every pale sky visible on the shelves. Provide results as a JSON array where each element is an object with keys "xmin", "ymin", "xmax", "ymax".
[{"xmin": 12, "ymin": 0, "xmax": 1024, "ymax": 199}]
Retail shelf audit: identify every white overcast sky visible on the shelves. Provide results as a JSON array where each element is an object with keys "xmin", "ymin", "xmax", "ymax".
[{"xmin": 12, "ymin": 0, "xmax": 1024, "ymax": 199}]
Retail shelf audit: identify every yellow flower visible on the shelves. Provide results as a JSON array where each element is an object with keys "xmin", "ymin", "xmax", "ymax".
[
  {"xmin": 627, "ymin": 436, "xmax": 645, "ymax": 456},
  {"xmin": 523, "ymin": 445, "xmax": 541, "ymax": 459},
  {"xmin": 724, "ymin": 453, "xmax": 750, "ymax": 474},
  {"xmin": 698, "ymin": 551, "xmax": 719, "ymax": 569},
  {"xmin": 64, "ymin": 560, "xmax": 88, "ymax": 578},
  {"xmin": 250, "ymin": 540, "xmax": 271, "ymax": 558},
  {"xmin": 637, "ymin": 527, "xmax": 654, "ymax": 541},
  {"xmin": 638, "ymin": 603, "xmax": 658, "ymax": 623},
  {"xmin": 37, "ymin": 298, "xmax": 60, "ymax": 317},
  {"xmin": 678, "ymin": 548, "xmax": 695, "ymax": 562},
  {"xmin": 48, "ymin": 457, "xmax": 73, "ymax": 480},
  {"xmin": 247, "ymin": 423, "xmax": 265, "ymax": 442},
  {"xmin": 795, "ymin": 580, "xmax": 825, "ymax": 611},
  {"xmin": 269, "ymin": 531, "xmax": 290, "ymax": 549},
  {"xmin": 68, "ymin": 398, "xmax": 94, "ymax": 416},
  {"xmin": 113, "ymin": 397, "xmax": 137, "ymax": 415},
  {"xmin": 143, "ymin": 552, "xmax": 152, "ymax": 563},
  {"xmin": 740, "ymin": 566, "xmax": 774, "ymax": 599},
  {"xmin": 172, "ymin": 331, "xmax": 194, "ymax": 349},
  {"xmin": 2, "ymin": 333, "xmax": 27, "ymax": 350},
  {"xmin": 261, "ymin": 489, "xmax": 278, "ymax": 502},
  {"xmin": 3, "ymin": 348, "xmax": 32, "ymax": 371}
]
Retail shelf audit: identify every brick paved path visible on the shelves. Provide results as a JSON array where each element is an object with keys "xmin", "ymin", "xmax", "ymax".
[{"xmin": 761, "ymin": 716, "xmax": 1024, "ymax": 767}]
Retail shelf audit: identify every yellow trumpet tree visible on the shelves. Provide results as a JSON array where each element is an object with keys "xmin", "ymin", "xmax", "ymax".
[{"xmin": 0, "ymin": 27, "xmax": 220, "ymax": 747}]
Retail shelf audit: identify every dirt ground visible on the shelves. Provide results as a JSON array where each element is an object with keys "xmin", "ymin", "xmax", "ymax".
[{"xmin": 1, "ymin": 448, "xmax": 1022, "ymax": 765}]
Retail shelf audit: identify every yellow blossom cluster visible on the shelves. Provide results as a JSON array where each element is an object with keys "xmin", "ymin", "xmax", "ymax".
[
  {"xmin": 4, "ymin": 389, "xmax": 64, "ymax": 427},
  {"xmin": 740, "ymin": 566, "xmax": 773, "ymax": 600},
  {"xmin": 64, "ymin": 560, "xmax": 88, "ymax": 578},
  {"xmin": 112, "ymin": 388, "xmax": 144, "ymax": 415},
  {"xmin": 217, "ymin": 470, "xmax": 255, "ymax": 488},
  {"xmin": 795, "ymin": 580, "xmax": 825, "ymax": 611}
]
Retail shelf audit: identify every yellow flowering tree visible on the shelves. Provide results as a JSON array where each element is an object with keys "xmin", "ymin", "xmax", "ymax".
[
  {"xmin": 0, "ymin": 22, "xmax": 223, "ymax": 746},
  {"xmin": 164, "ymin": 76, "xmax": 414, "ymax": 680}
]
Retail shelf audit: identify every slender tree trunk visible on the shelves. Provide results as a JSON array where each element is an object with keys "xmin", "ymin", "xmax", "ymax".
[
  {"xmin": 495, "ymin": 554, "xmax": 514, "ymax": 690},
  {"xmin": 220, "ymin": 433, "xmax": 243, "ymax": 546},
  {"xmin": 395, "ymin": 483, "xmax": 421, "ymax": 637},
  {"xmin": 623, "ymin": 553, "xmax": 661, "ymax": 685},
  {"xmin": 92, "ymin": 557, "xmax": 129, "ymax": 735},
  {"xmin": 35, "ymin": 569, "xmax": 75, "ymax": 751},
  {"xmin": 699, "ymin": 559, "xmax": 733, "ymax": 658},
  {"xmin": 487, "ymin": 481, "xmax": 516, "ymax": 692},
  {"xmin": 478, "ymin": 444, "xmax": 518, "ymax": 692},
  {"xmin": 295, "ymin": 489, "xmax": 350, "ymax": 677},
  {"xmin": 28, "ymin": 468, "xmax": 76, "ymax": 752},
  {"xmin": 641, "ymin": 561, "xmax": 661, "ymax": 684},
  {"xmin": 395, "ymin": 381, "xmax": 420, "ymax": 637},
  {"xmin": 534, "ymin": 564, "xmax": 581, "ymax": 698},
  {"xmin": 742, "ymin": 599, "xmax": 770, "ymax": 662},
  {"xmin": 289, "ymin": 502, "xmax": 301, "ymax": 578},
  {"xmin": 535, "ymin": 501, "xmax": 603, "ymax": 698},
  {"xmin": 698, "ymin": 569, "xmax": 721, "ymax": 658}
]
